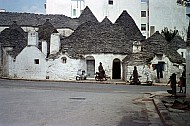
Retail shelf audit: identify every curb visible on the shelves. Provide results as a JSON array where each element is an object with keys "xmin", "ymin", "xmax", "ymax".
[
  {"xmin": 153, "ymin": 98, "xmax": 177, "ymax": 126},
  {"xmin": 0, "ymin": 77, "xmax": 127, "ymax": 85}
]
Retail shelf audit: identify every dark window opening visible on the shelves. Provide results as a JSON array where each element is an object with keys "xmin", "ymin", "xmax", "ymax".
[
  {"xmin": 141, "ymin": 11, "xmax": 146, "ymax": 17},
  {"xmin": 108, "ymin": 0, "xmax": 113, "ymax": 5},
  {"xmin": 141, "ymin": 24, "xmax": 146, "ymax": 31},
  {"xmin": 62, "ymin": 57, "xmax": 67, "ymax": 64},
  {"xmin": 34, "ymin": 59, "xmax": 39, "ymax": 64}
]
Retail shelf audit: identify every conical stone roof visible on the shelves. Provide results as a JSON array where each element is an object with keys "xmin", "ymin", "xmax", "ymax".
[
  {"xmin": 115, "ymin": 10, "xmax": 144, "ymax": 41},
  {"xmin": 78, "ymin": 6, "xmax": 98, "ymax": 24},
  {"xmin": 61, "ymin": 21, "xmax": 133, "ymax": 58},
  {"xmin": 0, "ymin": 21, "xmax": 27, "ymax": 58},
  {"xmin": 100, "ymin": 16, "xmax": 113, "ymax": 26},
  {"xmin": 142, "ymin": 31, "xmax": 185, "ymax": 64}
]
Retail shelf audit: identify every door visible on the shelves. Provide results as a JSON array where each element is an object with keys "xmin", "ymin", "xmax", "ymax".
[
  {"xmin": 86, "ymin": 56, "xmax": 95, "ymax": 78},
  {"xmin": 112, "ymin": 59, "xmax": 121, "ymax": 79}
]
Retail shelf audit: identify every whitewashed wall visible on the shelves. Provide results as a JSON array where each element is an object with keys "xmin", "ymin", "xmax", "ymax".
[
  {"xmin": 15, "ymin": 46, "xmax": 47, "ymax": 79},
  {"xmin": 47, "ymin": 54, "xmax": 86, "ymax": 80},
  {"xmin": 126, "ymin": 65, "xmax": 148, "ymax": 82},
  {"xmin": 57, "ymin": 28, "xmax": 74, "ymax": 37},
  {"xmin": 46, "ymin": 53, "xmax": 126, "ymax": 80},
  {"xmin": 149, "ymin": 0, "xmax": 188, "ymax": 39},
  {"xmin": 151, "ymin": 54, "xmax": 183, "ymax": 83},
  {"xmin": 125, "ymin": 54, "xmax": 183, "ymax": 83},
  {"xmin": 85, "ymin": 54, "xmax": 126, "ymax": 79}
]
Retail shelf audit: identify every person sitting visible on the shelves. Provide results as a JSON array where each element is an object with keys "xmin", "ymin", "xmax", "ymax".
[{"xmin": 98, "ymin": 62, "xmax": 105, "ymax": 80}]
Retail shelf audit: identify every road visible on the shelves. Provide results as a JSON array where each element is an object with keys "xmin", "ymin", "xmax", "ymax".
[{"xmin": 0, "ymin": 79, "xmax": 170, "ymax": 126}]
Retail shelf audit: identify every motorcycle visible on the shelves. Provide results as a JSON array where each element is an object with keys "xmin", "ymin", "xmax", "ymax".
[
  {"xmin": 129, "ymin": 75, "xmax": 141, "ymax": 85},
  {"xmin": 95, "ymin": 72, "xmax": 108, "ymax": 81}
]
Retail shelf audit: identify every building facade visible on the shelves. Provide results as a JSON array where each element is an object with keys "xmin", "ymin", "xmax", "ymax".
[{"xmin": 45, "ymin": 0, "xmax": 189, "ymax": 38}]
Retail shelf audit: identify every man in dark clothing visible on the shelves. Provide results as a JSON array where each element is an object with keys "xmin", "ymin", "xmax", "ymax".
[
  {"xmin": 168, "ymin": 73, "xmax": 177, "ymax": 96},
  {"xmin": 98, "ymin": 62, "xmax": 105, "ymax": 79}
]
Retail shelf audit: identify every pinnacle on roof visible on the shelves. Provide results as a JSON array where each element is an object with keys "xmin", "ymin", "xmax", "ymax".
[
  {"xmin": 100, "ymin": 16, "xmax": 112, "ymax": 26},
  {"xmin": 79, "ymin": 6, "xmax": 98, "ymax": 23},
  {"xmin": 115, "ymin": 10, "xmax": 144, "ymax": 41}
]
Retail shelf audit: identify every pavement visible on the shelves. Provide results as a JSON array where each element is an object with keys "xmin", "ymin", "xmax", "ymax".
[
  {"xmin": 148, "ymin": 91, "xmax": 190, "ymax": 126},
  {"xmin": 1, "ymin": 77, "xmax": 190, "ymax": 126}
]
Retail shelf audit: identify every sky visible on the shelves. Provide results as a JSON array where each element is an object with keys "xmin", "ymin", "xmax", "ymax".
[{"xmin": 0, "ymin": 0, "xmax": 46, "ymax": 14}]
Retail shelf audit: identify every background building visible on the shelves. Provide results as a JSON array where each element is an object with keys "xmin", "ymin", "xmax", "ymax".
[{"xmin": 45, "ymin": 0, "xmax": 189, "ymax": 38}]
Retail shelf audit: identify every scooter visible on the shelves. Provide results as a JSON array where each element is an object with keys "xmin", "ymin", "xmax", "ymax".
[{"xmin": 76, "ymin": 69, "xmax": 87, "ymax": 80}]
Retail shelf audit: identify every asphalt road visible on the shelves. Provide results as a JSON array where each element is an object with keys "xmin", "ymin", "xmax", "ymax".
[{"xmin": 0, "ymin": 79, "xmax": 170, "ymax": 126}]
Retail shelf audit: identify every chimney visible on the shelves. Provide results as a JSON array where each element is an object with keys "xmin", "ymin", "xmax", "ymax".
[
  {"xmin": 42, "ymin": 40, "xmax": 47, "ymax": 57},
  {"xmin": 28, "ymin": 31, "xmax": 38, "ymax": 46},
  {"xmin": 50, "ymin": 32, "xmax": 60, "ymax": 54}
]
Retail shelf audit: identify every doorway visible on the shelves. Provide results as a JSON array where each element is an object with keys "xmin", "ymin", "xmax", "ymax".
[
  {"xmin": 112, "ymin": 59, "xmax": 121, "ymax": 79},
  {"xmin": 86, "ymin": 56, "xmax": 95, "ymax": 78}
]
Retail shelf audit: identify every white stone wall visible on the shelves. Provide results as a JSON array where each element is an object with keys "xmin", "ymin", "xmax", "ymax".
[
  {"xmin": 149, "ymin": 0, "xmax": 188, "ymax": 39},
  {"xmin": 15, "ymin": 46, "xmax": 47, "ymax": 79},
  {"xmin": 46, "ymin": 53, "xmax": 126, "ymax": 80},
  {"xmin": 150, "ymin": 54, "xmax": 183, "ymax": 83},
  {"xmin": 126, "ymin": 65, "xmax": 148, "ymax": 82},
  {"xmin": 47, "ymin": 54, "xmax": 86, "ymax": 80},
  {"xmin": 85, "ymin": 54, "xmax": 126, "ymax": 79},
  {"xmin": 57, "ymin": 28, "xmax": 74, "ymax": 37},
  {"xmin": 125, "ymin": 54, "xmax": 184, "ymax": 83}
]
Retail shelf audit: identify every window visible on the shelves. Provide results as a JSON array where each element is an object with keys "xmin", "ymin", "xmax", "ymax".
[
  {"xmin": 141, "ymin": 24, "xmax": 146, "ymax": 31},
  {"xmin": 34, "ymin": 59, "xmax": 39, "ymax": 64},
  {"xmin": 141, "ymin": 11, "xmax": 146, "ymax": 17},
  {"xmin": 62, "ymin": 57, "xmax": 67, "ymax": 64},
  {"xmin": 108, "ymin": 0, "xmax": 113, "ymax": 5},
  {"xmin": 73, "ymin": 9, "xmax": 76, "ymax": 16}
]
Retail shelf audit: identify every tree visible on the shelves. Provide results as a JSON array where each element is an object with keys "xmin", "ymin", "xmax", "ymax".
[{"xmin": 161, "ymin": 27, "xmax": 178, "ymax": 42}]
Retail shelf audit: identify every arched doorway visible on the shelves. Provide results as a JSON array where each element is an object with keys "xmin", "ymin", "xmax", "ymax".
[
  {"xmin": 86, "ymin": 56, "xmax": 95, "ymax": 78},
  {"xmin": 112, "ymin": 59, "xmax": 121, "ymax": 79}
]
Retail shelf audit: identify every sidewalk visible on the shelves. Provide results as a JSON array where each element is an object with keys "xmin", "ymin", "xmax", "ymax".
[{"xmin": 149, "ymin": 91, "xmax": 190, "ymax": 126}]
